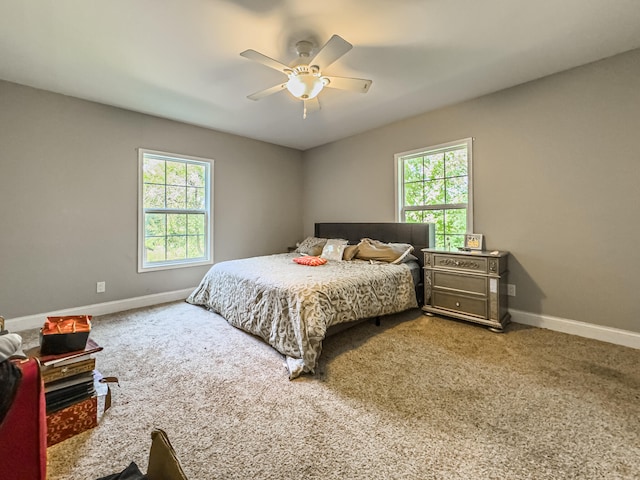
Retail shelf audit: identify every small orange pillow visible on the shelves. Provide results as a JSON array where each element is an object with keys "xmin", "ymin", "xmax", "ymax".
[{"xmin": 293, "ymin": 256, "xmax": 327, "ymax": 266}]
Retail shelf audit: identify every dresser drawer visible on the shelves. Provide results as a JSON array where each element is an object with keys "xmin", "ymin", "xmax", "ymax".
[
  {"xmin": 433, "ymin": 271, "xmax": 487, "ymax": 295},
  {"xmin": 432, "ymin": 291, "xmax": 487, "ymax": 318},
  {"xmin": 428, "ymin": 253, "xmax": 488, "ymax": 274}
]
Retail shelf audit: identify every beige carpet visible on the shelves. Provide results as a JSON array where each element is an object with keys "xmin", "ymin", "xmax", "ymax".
[{"xmin": 20, "ymin": 301, "xmax": 640, "ymax": 479}]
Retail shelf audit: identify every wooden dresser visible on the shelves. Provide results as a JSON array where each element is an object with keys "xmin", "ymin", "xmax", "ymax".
[{"xmin": 422, "ymin": 249, "xmax": 510, "ymax": 331}]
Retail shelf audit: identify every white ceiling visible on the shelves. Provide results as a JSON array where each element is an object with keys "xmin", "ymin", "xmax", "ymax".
[{"xmin": 1, "ymin": 1, "xmax": 640, "ymax": 151}]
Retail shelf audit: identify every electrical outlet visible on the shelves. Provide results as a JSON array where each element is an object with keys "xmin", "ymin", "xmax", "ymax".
[
  {"xmin": 507, "ymin": 284, "xmax": 516, "ymax": 297},
  {"xmin": 96, "ymin": 281, "xmax": 106, "ymax": 293}
]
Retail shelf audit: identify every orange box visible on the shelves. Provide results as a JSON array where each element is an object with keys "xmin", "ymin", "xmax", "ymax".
[{"xmin": 46, "ymin": 396, "xmax": 97, "ymax": 446}]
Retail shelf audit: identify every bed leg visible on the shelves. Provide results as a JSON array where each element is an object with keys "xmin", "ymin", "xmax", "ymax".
[{"xmin": 375, "ymin": 317, "xmax": 381, "ymax": 326}]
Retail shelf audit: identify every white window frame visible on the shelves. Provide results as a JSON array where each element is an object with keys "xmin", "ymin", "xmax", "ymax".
[
  {"xmin": 137, "ymin": 148, "xmax": 214, "ymax": 273},
  {"xmin": 394, "ymin": 138, "xmax": 474, "ymax": 248}
]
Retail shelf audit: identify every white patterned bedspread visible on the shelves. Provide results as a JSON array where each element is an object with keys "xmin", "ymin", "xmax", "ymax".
[{"xmin": 186, "ymin": 253, "xmax": 417, "ymax": 378}]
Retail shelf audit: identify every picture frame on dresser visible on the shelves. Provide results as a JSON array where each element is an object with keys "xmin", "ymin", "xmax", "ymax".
[{"xmin": 464, "ymin": 233, "xmax": 484, "ymax": 250}]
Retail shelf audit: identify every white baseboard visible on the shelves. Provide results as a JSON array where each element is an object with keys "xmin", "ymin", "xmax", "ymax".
[
  {"xmin": 5, "ymin": 288, "xmax": 195, "ymax": 332},
  {"xmin": 511, "ymin": 308, "xmax": 640, "ymax": 350}
]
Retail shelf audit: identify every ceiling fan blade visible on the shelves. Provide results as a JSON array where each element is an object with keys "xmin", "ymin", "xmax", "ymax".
[
  {"xmin": 309, "ymin": 35, "xmax": 352, "ymax": 70},
  {"xmin": 247, "ymin": 82, "xmax": 288, "ymax": 101},
  {"xmin": 240, "ymin": 49, "xmax": 291, "ymax": 74},
  {"xmin": 324, "ymin": 76, "xmax": 372, "ymax": 93},
  {"xmin": 303, "ymin": 97, "xmax": 320, "ymax": 119}
]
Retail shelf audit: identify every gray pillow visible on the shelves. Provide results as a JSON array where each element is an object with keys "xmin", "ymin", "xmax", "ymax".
[{"xmin": 295, "ymin": 236, "xmax": 327, "ymax": 256}]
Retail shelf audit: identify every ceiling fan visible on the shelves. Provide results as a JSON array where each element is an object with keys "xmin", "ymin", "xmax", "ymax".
[{"xmin": 240, "ymin": 34, "xmax": 372, "ymax": 119}]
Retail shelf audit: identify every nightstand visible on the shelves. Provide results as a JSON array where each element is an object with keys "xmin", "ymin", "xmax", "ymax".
[{"xmin": 422, "ymin": 249, "xmax": 510, "ymax": 331}]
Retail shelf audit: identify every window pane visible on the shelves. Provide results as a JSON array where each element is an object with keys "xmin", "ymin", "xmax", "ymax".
[
  {"xmin": 405, "ymin": 211, "xmax": 423, "ymax": 223},
  {"xmin": 187, "ymin": 235, "xmax": 205, "ymax": 258},
  {"xmin": 187, "ymin": 214, "xmax": 205, "ymax": 235},
  {"xmin": 145, "ymin": 213, "xmax": 166, "ymax": 237},
  {"xmin": 424, "ymin": 179, "xmax": 445, "ymax": 205},
  {"xmin": 446, "ymin": 234, "xmax": 465, "ymax": 250},
  {"xmin": 166, "ymin": 186, "xmax": 186, "ymax": 209},
  {"xmin": 423, "ymin": 209, "xmax": 444, "ymax": 235},
  {"xmin": 187, "ymin": 164, "xmax": 205, "ymax": 187},
  {"xmin": 404, "ymin": 157, "xmax": 423, "ymax": 182},
  {"xmin": 143, "ymin": 159, "xmax": 165, "ymax": 185},
  {"xmin": 434, "ymin": 234, "xmax": 447, "ymax": 250},
  {"xmin": 145, "ymin": 237, "xmax": 165, "ymax": 263},
  {"xmin": 186, "ymin": 187, "xmax": 205, "ymax": 210},
  {"xmin": 167, "ymin": 214, "xmax": 187, "ymax": 235},
  {"xmin": 445, "ymin": 208, "xmax": 467, "ymax": 234},
  {"xmin": 424, "ymin": 153, "xmax": 444, "ymax": 180},
  {"xmin": 445, "ymin": 176, "xmax": 468, "ymax": 204},
  {"xmin": 144, "ymin": 184, "xmax": 165, "ymax": 209},
  {"xmin": 445, "ymin": 148, "xmax": 467, "ymax": 177},
  {"xmin": 166, "ymin": 161, "xmax": 186, "ymax": 186},
  {"xmin": 167, "ymin": 235, "xmax": 187, "ymax": 260},
  {"xmin": 404, "ymin": 181, "xmax": 424, "ymax": 206}
]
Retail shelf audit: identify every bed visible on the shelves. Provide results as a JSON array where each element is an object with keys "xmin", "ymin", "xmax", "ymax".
[{"xmin": 187, "ymin": 222, "xmax": 435, "ymax": 378}]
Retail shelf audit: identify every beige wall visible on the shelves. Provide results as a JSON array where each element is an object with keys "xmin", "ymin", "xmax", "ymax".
[
  {"xmin": 303, "ymin": 48, "xmax": 640, "ymax": 333},
  {"xmin": 0, "ymin": 81, "xmax": 303, "ymax": 319}
]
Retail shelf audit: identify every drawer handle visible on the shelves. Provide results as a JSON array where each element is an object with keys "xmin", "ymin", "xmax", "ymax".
[
  {"xmin": 440, "ymin": 258, "xmax": 481, "ymax": 269},
  {"xmin": 455, "ymin": 301, "xmax": 461, "ymax": 307}
]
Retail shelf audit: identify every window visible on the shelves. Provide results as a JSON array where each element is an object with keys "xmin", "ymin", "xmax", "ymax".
[
  {"xmin": 395, "ymin": 138, "xmax": 473, "ymax": 251},
  {"xmin": 138, "ymin": 149, "xmax": 213, "ymax": 272}
]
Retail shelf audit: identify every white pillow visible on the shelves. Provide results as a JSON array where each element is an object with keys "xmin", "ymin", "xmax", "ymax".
[{"xmin": 320, "ymin": 238, "xmax": 348, "ymax": 261}]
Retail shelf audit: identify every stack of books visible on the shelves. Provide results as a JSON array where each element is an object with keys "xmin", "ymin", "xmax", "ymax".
[{"xmin": 25, "ymin": 338, "xmax": 104, "ymax": 446}]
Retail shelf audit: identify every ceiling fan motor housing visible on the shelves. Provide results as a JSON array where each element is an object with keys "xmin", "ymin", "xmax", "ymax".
[{"xmin": 295, "ymin": 40, "xmax": 314, "ymax": 58}]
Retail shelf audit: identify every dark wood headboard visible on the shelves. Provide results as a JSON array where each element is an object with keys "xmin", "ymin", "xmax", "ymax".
[{"xmin": 314, "ymin": 222, "xmax": 435, "ymax": 267}]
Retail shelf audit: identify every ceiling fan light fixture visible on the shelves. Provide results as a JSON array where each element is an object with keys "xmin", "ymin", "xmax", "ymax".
[{"xmin": 286, "ymin": 71, "xmax": 325, "ymax": 100}]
